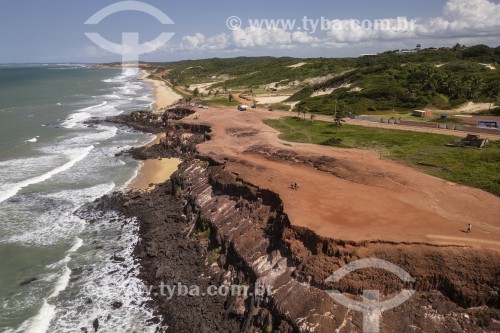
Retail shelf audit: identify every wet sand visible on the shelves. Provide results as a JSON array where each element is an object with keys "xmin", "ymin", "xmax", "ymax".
[
  {"xmin": 142, "ymin": 72, "xmax": 182, "ymax": 111},
  {"xmin": 128, "ymin": 157, "xmax": 181, "ymax": 191},
  {"xmin": 126, "ymin": 77, "xmax": 180, "ymax": 192}
]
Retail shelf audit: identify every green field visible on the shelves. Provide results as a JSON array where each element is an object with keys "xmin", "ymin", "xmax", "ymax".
[
  {"xmin": 204, "ymin": 98, "xmax": 240, "ymax": 107},
  {"xmin": 265, "ymin": 117, "xmax": 500, "ymax": 196}
]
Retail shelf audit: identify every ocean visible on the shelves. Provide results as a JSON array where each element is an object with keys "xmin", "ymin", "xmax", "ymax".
[{"xmin": 0, "ymin": 65, "xmax": 160, "ymax": 332}]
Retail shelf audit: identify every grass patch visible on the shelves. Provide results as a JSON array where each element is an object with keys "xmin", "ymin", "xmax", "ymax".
[
  {"xmin": 264, "ymin": 117, "xmax": 500, "ymax": 196},
  {"xmin": 204, "ymin": 98, "xmax": 240, "ymax": 107},
  {"xmin": 473, "ymin": 107, "xmax": 500, "ymax": 116},
  {"xmin": 193, "ymin": 226, "xmax": 212, "ymax": 239},
  {"xmin": 207, "ymin": 247, "xmax": 222, "ymax": 263},
  {"xmin": 271, "ymin": 103, "xmax": 292, "ymax": 111},
  {"xmin": 358, "ymin": 111, "xmax": 429, "ymax": 122}
]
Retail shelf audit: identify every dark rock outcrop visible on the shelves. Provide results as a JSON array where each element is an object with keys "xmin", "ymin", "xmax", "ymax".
[{"xmin": 94, "ymin": 109, "xmax": 500, "ymax": 332}]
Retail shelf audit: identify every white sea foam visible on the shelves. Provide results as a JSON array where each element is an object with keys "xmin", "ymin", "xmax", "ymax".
[
  {"xmin": 46, "ymin": 213, "xmax": 161, "ymax": 333},
  {"xmin": 49, "ymin": 266, "xmax": 71, "ymax": 298},
  {"xmin": 60, "ymin": 111, "xmax": 92, "ymax": 128},
  {"xmin": 61, "ymin": 100, "xmax": 126, "ymax": 129},
  {"xmin": 1, "ymin": 183, "xmax": 115, "ymax": 247},
  {"xmin": 16, "ymin": 269, "xmax": 70, "ymax": 332},
  {"xmin": 1, "ymin": 67, "xmax": 156, "ymax": 333},
  {"xmin": 52, "ymin": 126, "xmax": 118, "ymax": 147},
  {"xmin": 0, "ymin": 155, "xmax": 62, "ymax": 183},
  {"xmin": 19, "ymin": 301, "xmax": 56, "ymax": 333},
  {"xmin": 67, "ymin": 237, "xmax": 84, "ymax": 253},
  {"xmin": 45, "ymin": 238, "xmax": 83, "ymax": 269},
  {"xmin": 80, "ymin": 101, "xmax": 108, "ymax": 111},
  {"xmin": 0, "ymin": 146, "xmax": 94, "ymax": 204}
]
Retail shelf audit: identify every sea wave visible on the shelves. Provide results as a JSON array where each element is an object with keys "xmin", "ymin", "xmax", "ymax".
[
  {"xmin": 46, "ymin": 212, "xmax": 161, "ymax": 333},
  {"xmin": 0, "ymin": 146, "xmax": 94, "ymax": 204},
  {"xmin": 12, "ymin": 238, "xmax": 84, "ymax": 333}
]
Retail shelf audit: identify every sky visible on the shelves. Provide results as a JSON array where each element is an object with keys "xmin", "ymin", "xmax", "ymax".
[{"xmin": 0, "ymin": 0, "xmax": 499, "ymax": 63}]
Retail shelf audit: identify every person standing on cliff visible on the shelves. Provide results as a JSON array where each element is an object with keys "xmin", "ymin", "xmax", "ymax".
[{"xmin": 466, "ymin": 224, "xmax": 472, "ymax": 233}]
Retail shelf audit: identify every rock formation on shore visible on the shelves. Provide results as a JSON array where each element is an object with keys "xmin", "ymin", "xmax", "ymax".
[{"xmin": 91, "ymin": 109, "xmax": 499, "ymax": 332}]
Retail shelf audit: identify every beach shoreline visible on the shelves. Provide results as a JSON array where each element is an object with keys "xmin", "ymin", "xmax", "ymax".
[
  {"xmin": 127, "ymin": 157, "xmax": 181, "ymax": 191},
  {"xmin": 141, "ymin": 70, "xmax": 182, "ymax": 111},
  {"xmin": 126, "ymin": 72, "xmax": 183, "ymax": 192}
]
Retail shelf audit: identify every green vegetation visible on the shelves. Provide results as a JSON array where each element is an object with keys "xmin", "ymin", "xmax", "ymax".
[
  {"xmin": 473, "ymin": 107, "xmax": 500, "ymax": 116},
  {"xmin": 151, "ymin": 57, "xmax": 355, "ymax": 90},
  {"xmin": 265, "ymin": 117, "xmax": 500, "ymax": 196},
  {"xmin": 194, "ymin": 225, "xmax": 212, "ymax": 239},
  {"xmin": 207, "ymin": 247, "xmax": 222, "ymax": 263},
  {"xmin": 293, "ymin": 57, "xmax": 500, "ymax": 114},
  {"xmin": 204, "ymin": 97, "xmax": 240, "ymax": 107},
  {"xmin": 271, "ymin": 103, "xmax": 291, "ymax": 111},
  {"xmin": 146, "ymin": 45, "xmax": 499, "ymax": 116}
]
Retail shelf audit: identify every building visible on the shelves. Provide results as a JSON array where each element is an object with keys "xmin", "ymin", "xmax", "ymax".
[
  {"xmin": 412, "ymin": 110, "xmax": 432, "ymax": 118},
  {"xmin": 477, "ymin": 120, "xmax": 500, "ymax": 129}
]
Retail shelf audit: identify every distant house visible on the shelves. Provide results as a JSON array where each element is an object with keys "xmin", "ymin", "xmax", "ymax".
[
  {"xmin": 399, "ymin": 50, "xmax": 417, "ymax": 55},
  {"xmin": 477, "ymin": 120, "xmax": 500, "ymax": 129},
  {"xmin": 412, "ymin": 110, "xmax": 432, "ymax": 118}
]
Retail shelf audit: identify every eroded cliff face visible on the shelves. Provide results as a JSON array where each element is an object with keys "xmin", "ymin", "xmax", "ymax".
[
  {"xmin": 103, "ymin": 109, "xmax": 499, "ymax": 332},
  {"xmin": 167, "ymin": 158, "xmax": 499, "ymax": 333}
]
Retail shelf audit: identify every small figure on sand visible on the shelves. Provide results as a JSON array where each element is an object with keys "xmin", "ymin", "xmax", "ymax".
[
  {"xmin": 466, "ymin": 224, "xmax": 472, "ymax": 233},
  {"xmin": 290, "ymin": 182, "xmax": 300, "ymax": 190}
]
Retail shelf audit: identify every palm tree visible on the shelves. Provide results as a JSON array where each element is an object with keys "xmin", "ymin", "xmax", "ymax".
[
  {"xmin": 295, "ymin": 105, "xmax": 308, "ymax": 119},
  {"xmin": 192, "ymin": 88, "xmax": 200, "ymax": 98},
  {"xmin": 332, "ymin": 100, "xmax": 347, "ymax": 139},
  {"xmin": 301, "ymin": 107, "xmax": 309, "ymax": 120}
]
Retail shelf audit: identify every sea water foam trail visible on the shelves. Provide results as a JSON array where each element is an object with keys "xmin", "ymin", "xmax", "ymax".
[
  {"xmin": 0, "ymin": 145, "xmax": 94, "ymax": 204},
  {"xmin": 16, "ymin": 238, "xmax": 84, "ymax": 333},
  {"xmin": 46, "ymin": 212, "xmax": 160, "ymax": 333},
  {"xmin": 61, "ymin": 69, "xmax": 142, "ymax": 129},
  {"xmin": 61, "ymin": 101, "xmax": 114, "ymax": 128},
  {"xmin": 0, "ymin": 65, "xmax": 157, "ymax": 332}
]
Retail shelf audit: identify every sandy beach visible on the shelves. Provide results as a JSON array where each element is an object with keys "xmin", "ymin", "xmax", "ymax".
[
  {"xmin": 127, "ymin": 131, "xmax": 179, "ymax": 191},
  {"xmin": 127, "ymin": 74, "xmax": 183, "ymax": 192},
  {"xmin": 143, "ymin": 72, "xmax": 182, "ymax": 111},
  {"xmin": 128, "ymin": 157, "xmax": 181, "ymax": 191}
]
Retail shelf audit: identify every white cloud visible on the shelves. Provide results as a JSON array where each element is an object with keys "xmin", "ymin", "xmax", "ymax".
[
  {"xmin": 182, "ymin": 32, "xmax": 205, "ymax": 49},
  {"xmin": 325, "ymin": 17, "xmax": 417, "ymax": 43},
  {"xmin": 417, "ymin": 0, "xmax": 500, "ymax": 37},
  {"xmin": 170, "ymin": 0, "xmax": 500, "ymax": 55}
]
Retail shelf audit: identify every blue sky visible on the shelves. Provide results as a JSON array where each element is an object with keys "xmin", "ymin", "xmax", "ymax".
[{"xmin": 0, "ymin": 0, "xmax": 499, "ymax": 63}]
